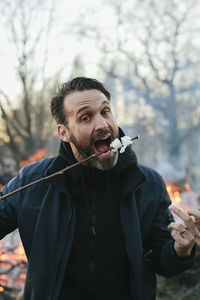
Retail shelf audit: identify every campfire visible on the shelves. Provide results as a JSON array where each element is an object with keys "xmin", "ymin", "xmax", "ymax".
[
  {"xmin": 0, "ymin": 239, "xmax": 27, "ymax": 291},
  {"xmin": 166, "ymin": 179, "xmax": 197, "ymax": 211},
  {"xmin": 0, "ymin": 231, "xmax": 27, "ymax": 299},
  {"xmin": 0, "ymin": 148, "xmax": 47, "ymax": 294},
  {"xmin": 19, "ymin": 148, "xmax": 47, "ymax": 169}
]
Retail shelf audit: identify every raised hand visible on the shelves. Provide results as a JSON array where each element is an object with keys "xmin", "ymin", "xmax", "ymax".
[{"xmin": 168, "ymin": 205, "xmax": 200, "ymax": 258}]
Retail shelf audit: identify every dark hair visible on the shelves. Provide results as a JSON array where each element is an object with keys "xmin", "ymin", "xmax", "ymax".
[{"xmin": 50, "ymin": 76, "xmax": 111, "ymax": 124}]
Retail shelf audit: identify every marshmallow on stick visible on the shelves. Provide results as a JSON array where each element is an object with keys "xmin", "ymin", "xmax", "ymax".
[
  {"xmin": 110, "ymin": 135, "xmax": 139, "ymax": 153},
  {"xmin": 110, "ymin": 138, "xmax": 122, "ymax": 152}
]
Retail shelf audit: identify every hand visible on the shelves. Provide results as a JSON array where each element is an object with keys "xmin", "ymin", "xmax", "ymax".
[{"xmin": 168, "ymin": 205, "xmax": 200, "ymax": 258}]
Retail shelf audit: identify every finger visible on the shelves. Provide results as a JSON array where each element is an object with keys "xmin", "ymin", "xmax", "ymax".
[
  {"xmin": 188, "ymin": 210, "xmax": 200, "ymax": 232},
  {"xmin": 170, "ymin": 229, "xmax": 189, "ymax": 247},
  {"xmin": 170, "ymin": 205, "xmax": 199, "ymax": 237},
  {"xmin": 168, "ymin": 222, "xmax": 185, "ymax": 232},
  {"xmin": 188, "ymin": 209, "xmax": 200, "ymax": 219},
  {"xmin": 170, "ymin": 230, "xmax": 195, "ymax": 257},
  {"xmin": 168, "ymin": 222, "xmax": 187, "ymax": 236},
  {"xmin": 169, "ymin": 222, "xmax": 197, "ymax": 246},
  {"xmin": 170, "ymin": 205, "xmax": 188, "ymax": 220}
]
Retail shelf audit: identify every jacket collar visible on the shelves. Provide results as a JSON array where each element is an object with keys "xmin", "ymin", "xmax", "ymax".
[{"xmin": 44, "ymin": 155, "xmax": 70, "ymax": 195}]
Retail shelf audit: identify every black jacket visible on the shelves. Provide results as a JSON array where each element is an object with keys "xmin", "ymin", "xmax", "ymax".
[{"xmin": 0, "ymin": 142, "xmax": 195, "ymax": 300}]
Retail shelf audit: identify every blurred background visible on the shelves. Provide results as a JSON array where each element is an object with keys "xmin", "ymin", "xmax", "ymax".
[{"xmin": 0, "ymin": 0, "xmax": 200, "ymax": 299}]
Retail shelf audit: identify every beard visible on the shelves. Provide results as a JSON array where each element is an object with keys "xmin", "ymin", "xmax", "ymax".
[{"xmin": 69, "ymin": 130, "xmax": 119, "ymax": 171}]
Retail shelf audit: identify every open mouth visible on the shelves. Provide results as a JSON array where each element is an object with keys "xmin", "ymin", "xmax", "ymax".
[{"xmin": 94, "ymin": 136, "xmax": 112, "ymax": 153}]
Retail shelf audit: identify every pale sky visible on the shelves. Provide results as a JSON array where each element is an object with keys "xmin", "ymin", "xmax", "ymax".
[
  {"xmin": 0, "ymin": 0, "xmax": 199, "ymax": 103},
  {"xmin": 0, "ymin": 0, "xmax": 115, "ymax": 100}
]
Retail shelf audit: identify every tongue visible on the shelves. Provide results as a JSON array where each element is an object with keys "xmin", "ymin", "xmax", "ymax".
[{"xmin": 95, "ymin": 141, "xmax": 109, "ymax": 152}]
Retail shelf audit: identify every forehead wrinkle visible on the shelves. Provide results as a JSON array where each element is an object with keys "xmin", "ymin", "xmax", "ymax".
[{"xmin": 76, "ymin": 100, "xmax": 110, "ymax": 116}]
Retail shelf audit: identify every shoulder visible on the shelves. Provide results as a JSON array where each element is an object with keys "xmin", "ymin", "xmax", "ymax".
[
  {"xmin": 137, "ymin": 164, "xmax": 171, "ymax": 205},
  {"xmin": 138, "ymin": 164, "xmax": 166, "ymax": 191},
  {"xmin": 20, "ymin": 156, "xmax": 56, "ymax": 182},
  {"xmin": 0, "ymin": 156, "xmax": 58, "ymax": 206}
]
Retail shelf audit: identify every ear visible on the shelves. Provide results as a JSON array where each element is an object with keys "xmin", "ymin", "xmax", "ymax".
[{"xmin": 57, "ymin": 124, "xmax": 71, "ymax": 143}]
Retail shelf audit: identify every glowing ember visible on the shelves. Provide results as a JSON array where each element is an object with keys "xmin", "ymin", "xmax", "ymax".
[
  {"xmin": 0, "ymin": 240, "xmax": 27, "ymax": 290},
  {"xmin": 0, "ymin": 149, "xmax": 47, "ymax": 290}
]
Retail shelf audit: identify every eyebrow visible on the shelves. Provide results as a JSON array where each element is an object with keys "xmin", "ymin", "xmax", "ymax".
[{"xmin": 76, "ymin": 100, "xmax": 110, "ymax": 116}]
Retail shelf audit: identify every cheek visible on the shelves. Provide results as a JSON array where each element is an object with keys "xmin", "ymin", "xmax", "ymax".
[{"xmin": 76, "ymin": 128, "xmax": 92, "ymax": 143}]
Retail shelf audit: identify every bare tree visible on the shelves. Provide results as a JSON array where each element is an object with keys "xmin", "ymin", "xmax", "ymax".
[
  {"xmin": 0, "ymin": 0, "xmax": 58, "ymax": 166},
  {"xmin": 118, "ymin": 0, "xmax": 200, "ymax": 160},
  {"xmin": 73, "ymin": 0, "xmax": 200, "ymax": 165}
]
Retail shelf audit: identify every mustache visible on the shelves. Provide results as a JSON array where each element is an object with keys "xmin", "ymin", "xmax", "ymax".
[{"xmin": 92, "ymin": 130, "xmax": 112, "ymax": 142}]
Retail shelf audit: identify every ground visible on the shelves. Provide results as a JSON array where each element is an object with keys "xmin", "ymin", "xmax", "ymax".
[{"xmin": 156, "ymin": 250, "xmax": 200, "ymax": 300}]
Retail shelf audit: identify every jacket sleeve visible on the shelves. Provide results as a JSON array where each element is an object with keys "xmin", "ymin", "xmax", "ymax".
[
  {"xmin": 0, "ymin": 170, "xmax": 24, "ymax": 239},
  {"xmin": 149, "ymin": 178, "xmax": 195, "ymax": 277}
]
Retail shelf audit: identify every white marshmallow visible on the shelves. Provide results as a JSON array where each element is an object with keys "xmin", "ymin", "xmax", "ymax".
[
  {"xmin": 110, "ymin": 138, "xmax": 122, "ymax": 152},
  {"xmin": 120, "ymin": 136, "xmax": 133, "ymax": 153}
]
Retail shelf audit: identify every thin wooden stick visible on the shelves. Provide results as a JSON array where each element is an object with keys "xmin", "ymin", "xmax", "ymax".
[{"xmin": 0, "ymin": 135, "xmax": 139, "ymax": 200}]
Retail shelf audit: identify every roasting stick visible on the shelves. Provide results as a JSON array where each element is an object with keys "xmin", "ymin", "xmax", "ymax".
[{"xmin": 0, "ymin": 135, "xmax": 139, "ymax": 200}]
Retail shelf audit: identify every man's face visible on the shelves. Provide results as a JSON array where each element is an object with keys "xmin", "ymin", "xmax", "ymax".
[{"xmin": 57, "ymin": 89, "xmax": 119, "ymax": 170}]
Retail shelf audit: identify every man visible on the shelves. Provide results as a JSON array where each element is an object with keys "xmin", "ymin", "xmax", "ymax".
[{"xmin": 0, "ymin": 77, "xmax": 200, "ymax": 300}]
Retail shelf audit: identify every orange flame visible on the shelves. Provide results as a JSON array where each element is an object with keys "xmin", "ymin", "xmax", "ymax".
[
  {"xmin": 19, "ymin": 148, "xmax": 47, "ymax": 169},
  {"xmin": 166, "ymin": 182, "xmax": 182, "ymax": 204}
]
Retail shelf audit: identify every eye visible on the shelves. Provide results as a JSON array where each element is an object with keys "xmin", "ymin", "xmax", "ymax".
[
  {"xmin": 101, "ymin": 108, "xmax": 110, "ymax": 115},
  {"xmin": 81, "ymin": 115, "xmax": 91, "ymax": 122}
]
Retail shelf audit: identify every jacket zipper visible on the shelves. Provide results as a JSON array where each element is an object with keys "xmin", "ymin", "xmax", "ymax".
[{"xmin": 90, "ymin": 201, "xmax": 96, "ymax": 273}]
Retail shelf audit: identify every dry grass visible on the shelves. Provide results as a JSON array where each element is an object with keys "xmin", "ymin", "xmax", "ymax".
[{"xmin": 157, "ymin": 250, "xmax": 200, "ymax": 300}]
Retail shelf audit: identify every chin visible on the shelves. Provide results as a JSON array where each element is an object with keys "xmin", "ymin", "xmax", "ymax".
[{"xmin": 91, "ymin": 153, "xmax": 118, "ymax": 171}]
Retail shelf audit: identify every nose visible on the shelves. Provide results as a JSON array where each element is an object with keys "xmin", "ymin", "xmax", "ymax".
[{"xmin": 94, "ymin": 115, "xmax": 109, "ymax": 131}]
